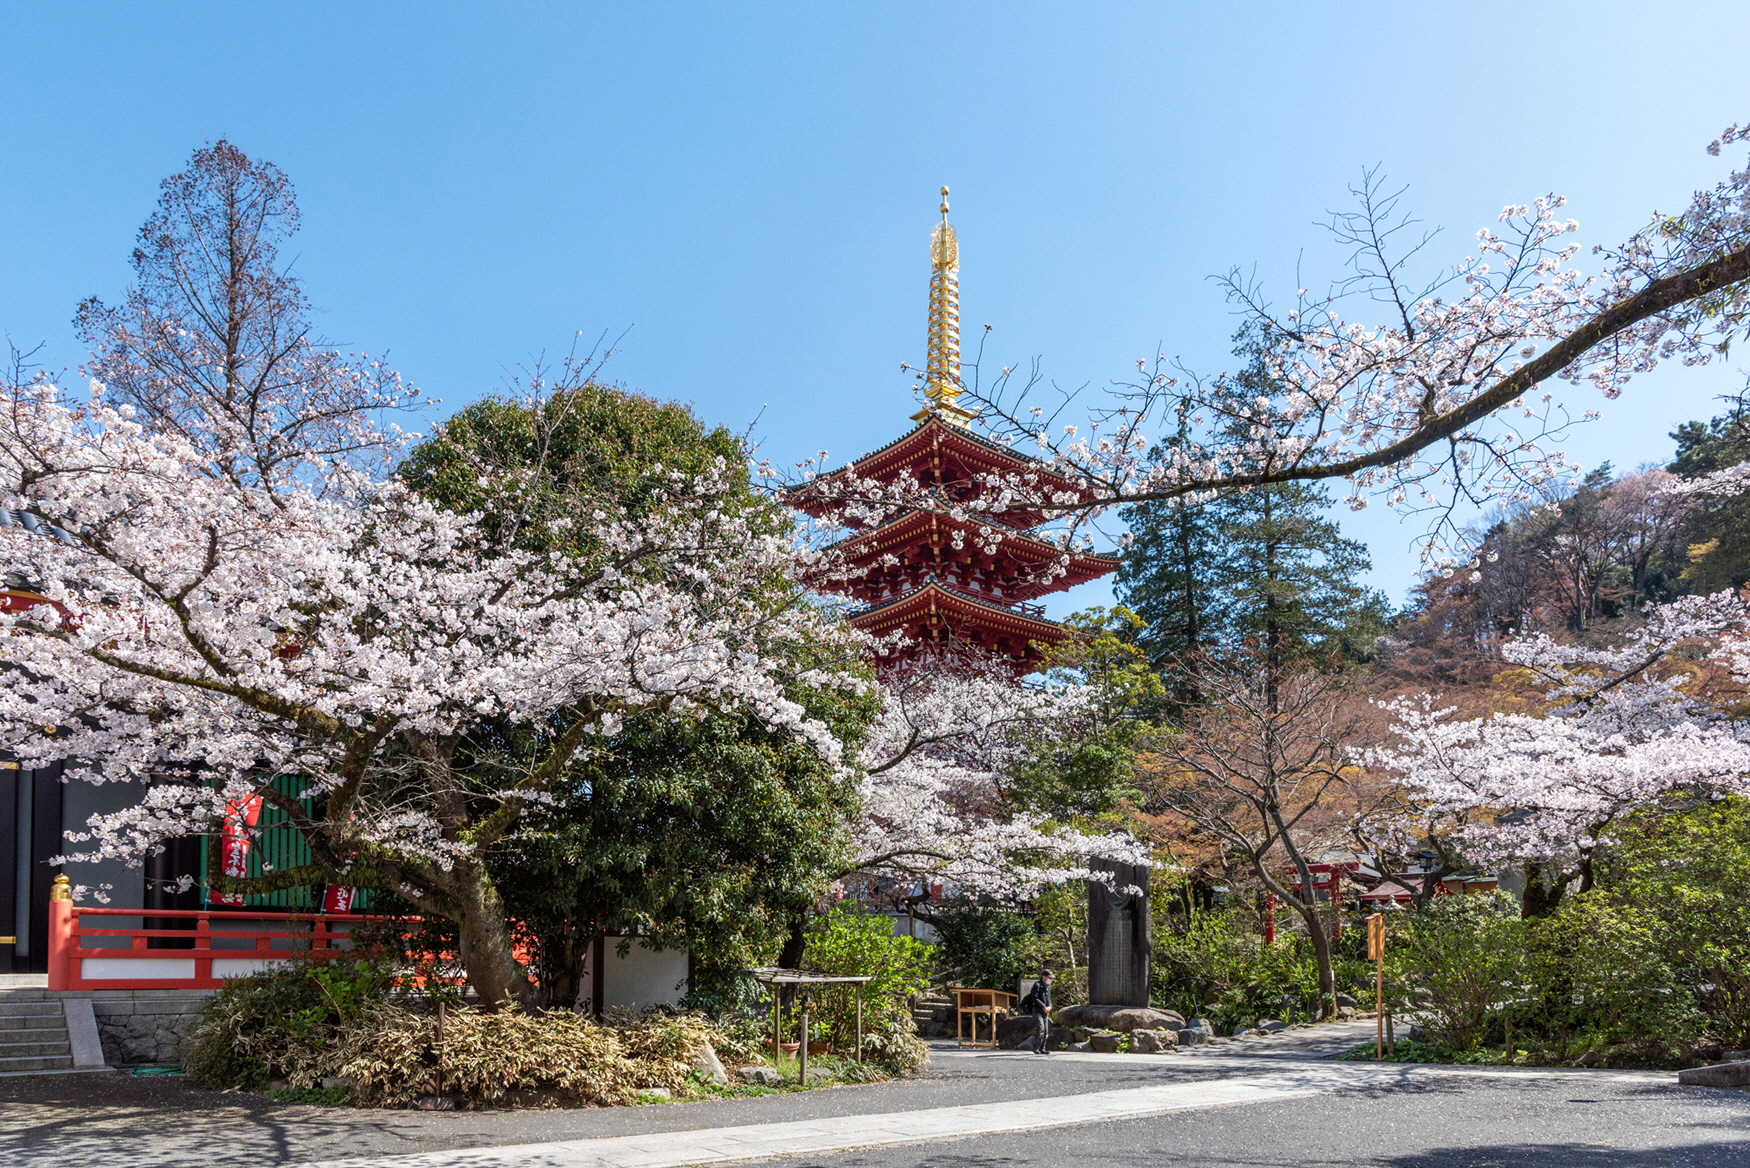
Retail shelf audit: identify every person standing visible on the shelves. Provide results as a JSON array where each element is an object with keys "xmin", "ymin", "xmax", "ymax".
[{"xmin": 1019, "ymin": 968, "xmax": 1055, "ymax": 1054}]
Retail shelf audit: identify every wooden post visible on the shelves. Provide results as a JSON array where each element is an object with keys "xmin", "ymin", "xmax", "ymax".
[
  {"xmin": 798, "ymin": 995, "xmax": 809, "ymax": 1087},
  {"xmin": 1264, "ymin": 891, "xmax": 1276, "ymax": 946},
  {"xmin": 855, "ymin": 985, "xmax": 863, "ymax": 1062},
  {"xmin": 435, "ymin": 998, "xmax": 446, "ymax": 1097},
  {"xmin": 1367, "ymin": 912, "xmax": 1385, "ymax": 1059},
  {"xmin": 771, "ymin": 986, "xmax": 781, "ymax": 1058}
]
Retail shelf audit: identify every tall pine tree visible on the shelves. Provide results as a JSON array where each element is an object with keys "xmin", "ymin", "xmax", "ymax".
[{"xmin": 1117, "ymin": 338, "xmax": 1392, "ymax": 694}]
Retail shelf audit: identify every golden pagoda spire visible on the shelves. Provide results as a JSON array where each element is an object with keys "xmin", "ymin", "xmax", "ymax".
[{"xmin": 914, "ymin": 186, "xmax": 976, "ymax": 426}]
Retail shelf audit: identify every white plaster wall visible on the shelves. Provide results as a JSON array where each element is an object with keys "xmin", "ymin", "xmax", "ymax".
[{"xmin": 599, "ymin": 940, "xmax": 688, "ymax": 1010}]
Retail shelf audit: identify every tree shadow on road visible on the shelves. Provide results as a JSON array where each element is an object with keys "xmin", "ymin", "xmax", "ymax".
[{"xmin": 1372, "ymin": 1140, "xmax": 1750, "ymax": 1167}]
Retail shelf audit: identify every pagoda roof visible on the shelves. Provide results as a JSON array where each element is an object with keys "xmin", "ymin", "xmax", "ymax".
[
  {"xmin": 846, "ymin": 580, "xmax": 1064, "ymax": 643},
  {"xmin": 830, "ymin": 509, "xmax": 1119, "ymax": 582},
  {"xmin": 789, "ymin": 415, "xmax": 1094, "ymax": 519}
]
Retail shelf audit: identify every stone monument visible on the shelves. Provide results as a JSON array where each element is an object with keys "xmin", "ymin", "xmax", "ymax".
[{"xmin": 1086, "ymin": 858, "xmax": 1151, "ymax": 1007}]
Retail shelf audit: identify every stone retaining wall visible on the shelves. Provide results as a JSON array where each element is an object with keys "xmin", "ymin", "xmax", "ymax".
[{"xmin": 53, "ymin": 988, "xmax": 215, "ymax": 1066}]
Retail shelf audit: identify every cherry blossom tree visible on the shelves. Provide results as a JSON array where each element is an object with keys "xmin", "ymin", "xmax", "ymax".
[
  {"xmin": 0, "ymin": 377, "xmax": 855, "ymax": 1004},
  {"xmin": 0, "ymin": 141, "xmax": 864, "ymax": 1004},
  {"xmin": 1368, "ymin": 592, "xmax": 1750, "ymax": 916},
  {"xmin": 845, "ymin": 660, "xmax": 1149, "ymax": 903}
]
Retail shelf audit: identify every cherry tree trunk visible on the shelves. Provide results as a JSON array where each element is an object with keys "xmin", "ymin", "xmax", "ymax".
[
  {"xmin": 446, "ymin": 867, "xmax": 532, "ymax": 1007},
  {"xmin": 1086, "ymin": 858, "xmax": 1151, "ymax": 1007}
]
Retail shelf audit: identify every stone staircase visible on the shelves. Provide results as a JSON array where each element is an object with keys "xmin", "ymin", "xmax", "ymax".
[
  {"xmin": 0, "ymin": 989, "xmax": 74, "ymax": 1074},
  {"xmin": 911, "ymin": 992, "xmax": 954, "ymax": 1038}
]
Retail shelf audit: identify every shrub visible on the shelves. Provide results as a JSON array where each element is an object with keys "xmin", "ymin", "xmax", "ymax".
[
  {"xmin": 1152, "ymin": 911, "xmax": 1324, "ymax": 1028},
  {"xmin": 1398, "ymin": 892, "xmax": 1524, "ymax": 1051},
  {"xmin": 803, "ymin": 901, "xmax": 931, "ymax": 1047},
  {"xmin": 182, "ymin": 959, "xmax": 395, "ymax": 1089},
  {"xmin": 184, "ymin": 963, "xmax": 733, "ymax": 1107},
  {"xmin": 1521, "ymin": 894, "xmax": 1696, "ymax": 1058},
  {"xmin": 1601, "ymin": 799, "xmax": 1750, "ymax": 1050},
  {"xmin": 859, "ymin": 1017, "xmax": 930, "ymax": 1075}
]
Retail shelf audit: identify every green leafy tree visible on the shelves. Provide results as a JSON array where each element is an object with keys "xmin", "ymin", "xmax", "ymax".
[
  {"xmin": 1013, "ymin": 607, "xmax": 1162, "ymax": 821},
  {"xmin": 401, "ymin": 376, "xmax": 872, "ymax": 1006},
  {"xmin": 927, "ymin": 900, "xmax": 1042, "ymax": 995},
  {"xmin": 1669, "ymin": 383, "xmax": 1750, "ymax": 595}
]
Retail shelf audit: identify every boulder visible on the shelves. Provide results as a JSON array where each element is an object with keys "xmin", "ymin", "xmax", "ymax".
[
  {"xmin": 1726, "ymin": 1050, "xmax": 1750, "ymax": 1062},
  {"xmin": 1067, "ymin": 1041, "xmax": 1092, "ymax": 1053},
  {"xmin": 1679, "ymin": 1060, "xmax": 1750, "ymax": 1088},
  {"xmin": 1131, "ymin": 1028, "xmax": 1179, "ymax": 1054},
  {"xmin": 1054, "ymin": 1004, "xmax": 1186, "ymax": 1033},
  {"xmin": 639, "ymin": 1088, "xmax": 673, "ymax": 1101},
  {"xmin": 691, "ymin": 1042, "xmax": 729, "ymax": 1086},
  {"xmin": 997, "ymin": 1015, "xmax": 1042, "ymax": 1050},
  {"xmin": 1334, "ymin": 1007, "xmax": 1357, "ymax": 1021},
  {"xmin": 1186, "ymin": 1017, "xmax": 1214, "ymax": 1033},
  {"xmin": 1406, "ymin": 1024, "xmax": 1430, "ymax": 1043},
  {"xmin": 1088, "ymin": 1032, "xmax": 1123, "ymax": 1053},
  {"xmin": 1176, "ymin": 1028, "xmax": 1209, "ymax": 1047},
  {"xmin": 1257, "ymin": 1019, "xmax": 1289, "ymax": 1033},
  {"xmin": 1070, "ymin": 1026, "xmax": 1099, "ymax": 1043},
  {"xmin": 1109, "ymin": 1007, "xmax": 1187, "ymax": 1033},
  {"xmin": 1050, "ymin": 1025, "xmax": 1076, "ymax": 1049},
  {"xmin": 1334, "ymin": 993, "xmax": 1358, "ymax": 1008},
  {"xmin": 319, "ymin": 1076, "xmax": 352, "ymax": 1091},
  {"xmin": 737, "ymin": 1065, "xmax": 784, "ymax": 1086}
]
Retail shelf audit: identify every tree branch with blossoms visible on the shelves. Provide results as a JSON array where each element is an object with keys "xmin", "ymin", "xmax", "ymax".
[{"xmin": 773, "ymin": 124, "xmax": 1750, "ymax": 574}]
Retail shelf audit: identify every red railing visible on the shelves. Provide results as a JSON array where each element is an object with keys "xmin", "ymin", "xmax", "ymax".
[{"xmin": 47, "ymin": 899, "xmax": 396, "ymax": 991}]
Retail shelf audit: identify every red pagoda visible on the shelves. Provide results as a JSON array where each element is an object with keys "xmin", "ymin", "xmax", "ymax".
[{"xmin": 791, "ymin": 189, "xmax": 1118, "ymax": 673}]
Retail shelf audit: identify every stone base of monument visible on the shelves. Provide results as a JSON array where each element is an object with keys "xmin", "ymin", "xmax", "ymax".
[{"xmin": 1053, "ymin": 1004, "xmax": 1186, "ymax": 1033}]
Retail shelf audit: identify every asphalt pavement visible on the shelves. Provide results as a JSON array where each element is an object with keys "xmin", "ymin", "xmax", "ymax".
[{"xmin": 2, "ymin": 1020, "xmax": 1746, "ymax": 1167}]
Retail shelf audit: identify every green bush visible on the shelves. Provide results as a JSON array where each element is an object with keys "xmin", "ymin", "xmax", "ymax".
[
  {"xmin": 1153, "ymin": 911, "xmax": 1327, "ymax": 1029},
  {"xmin": 1398, "ymin": 892, "xmax": 1524, "ymax": 1051},
  {"xmin": 182, "ymin": 960, "xmax": 394, "ymax": 1089},
  {"xmin": 1601, "ymin": 799, "xmax": 1750, "ymax": 1050},
  {"xmin": 803, "ymin": 901, "xmax": 931, "ymax": 1047},
  {"xmin": 1521, "ymin": 894, "xmax": 1695, "ymax": 1058},
  {"xmin": 858, "ymin": 1017, "xmax": 931, "ymax": 1075}
]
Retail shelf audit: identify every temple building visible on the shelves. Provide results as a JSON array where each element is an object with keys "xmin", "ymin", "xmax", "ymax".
[{"xmin": 790, "ymin": 190, "xmax": 1118, "ymax": 674}]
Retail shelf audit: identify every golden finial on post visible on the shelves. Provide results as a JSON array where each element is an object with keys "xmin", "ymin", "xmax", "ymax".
[
  {"xmin": 50, "ymin": 873, "xmax": 72, "ymax": 901},
  {"xmin": 916, "ymin": 185, "xmax": 974, "ymax": 426}
]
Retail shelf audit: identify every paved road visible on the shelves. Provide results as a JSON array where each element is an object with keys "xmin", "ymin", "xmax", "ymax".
[{"xmin": 2, "ymin": 1021, "xmax": 1746, "ymax": 1167}]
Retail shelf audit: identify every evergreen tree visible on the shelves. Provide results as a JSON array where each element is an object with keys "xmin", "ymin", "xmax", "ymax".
[{"xmin": 1117, "ymin": 342, "xmax": 1392, "ymax": 692}]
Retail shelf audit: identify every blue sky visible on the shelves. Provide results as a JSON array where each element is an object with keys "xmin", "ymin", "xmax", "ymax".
[{"xmin": 3, "ymin": 2, "xmax": 1749, "ymax": 614}]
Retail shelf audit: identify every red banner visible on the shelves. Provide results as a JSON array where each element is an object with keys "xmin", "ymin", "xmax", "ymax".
[
  {"xmin": 321, "ymin": 884, "xmax": 355, "ymax": 913},
  {"xmin": 212, "ymin": 794, "xmax": 264, "ymax": 907}
]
